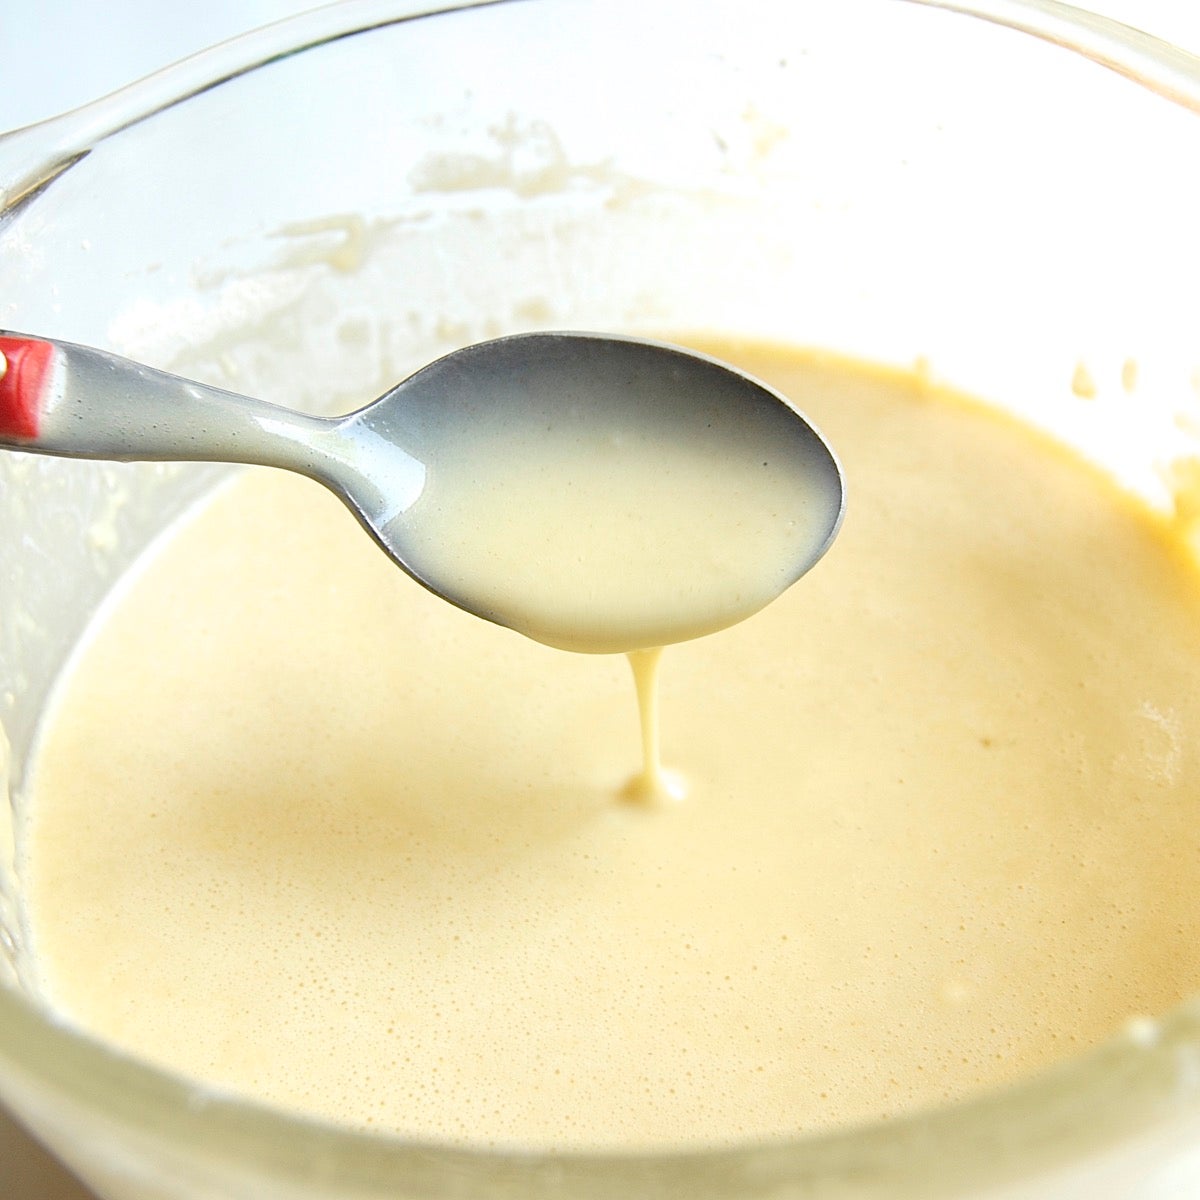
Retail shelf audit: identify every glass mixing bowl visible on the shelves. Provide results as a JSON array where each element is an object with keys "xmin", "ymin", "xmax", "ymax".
[{"xmin": 4, "ymin": 1, "xmax": 1200, "ymax": 1196}]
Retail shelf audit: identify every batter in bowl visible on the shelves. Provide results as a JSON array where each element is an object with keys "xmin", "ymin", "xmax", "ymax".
[{"xmin": 20, "ymin": 341, "xmax": 1200, "ymax": 1149}]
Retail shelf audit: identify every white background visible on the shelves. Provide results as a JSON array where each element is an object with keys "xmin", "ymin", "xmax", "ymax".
[
  {"xmin": 2, "ymin": 1, "xmax": 1200, "ymax": 1197},
  {"xmin": 3, "ymin": 0, "xmax": 1200, "ymax": 132}
]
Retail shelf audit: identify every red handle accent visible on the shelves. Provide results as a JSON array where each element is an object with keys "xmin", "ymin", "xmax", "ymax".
[{"xmin": 0, "ymin": 336, "xmax": 55, "ymax": 440}]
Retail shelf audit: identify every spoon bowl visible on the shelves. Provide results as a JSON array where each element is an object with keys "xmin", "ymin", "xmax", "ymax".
[{"xmin": 0, "ymin": 331, "xmax": 844, "ymax": 652}]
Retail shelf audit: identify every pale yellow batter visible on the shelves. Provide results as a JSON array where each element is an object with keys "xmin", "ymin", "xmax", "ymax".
[
  {"xmin": 390, "ymin": 347, "xmax": 841, "ymax": 656},
  {"xmin": 22, "ymin": 343, "xmax": 1200, "ymax": 1150}
]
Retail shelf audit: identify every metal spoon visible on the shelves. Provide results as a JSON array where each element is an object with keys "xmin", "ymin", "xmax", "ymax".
[{"xmin": 0, "ymin": 331, "xmax": 844, "ymax": 652}]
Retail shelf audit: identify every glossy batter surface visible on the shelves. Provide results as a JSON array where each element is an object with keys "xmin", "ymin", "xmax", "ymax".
[{"xmin": 23, "ymin": 344, "xmax": 1200, "ymax": 1149}]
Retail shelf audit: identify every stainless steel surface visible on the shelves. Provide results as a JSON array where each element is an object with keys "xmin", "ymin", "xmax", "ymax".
[
  {"xmin": 1, "ymin": 1106, "xmax": 95, "ymax": 1200},
  {"xmin": 0, "ymin": 332, "xmax": 844, "ymax": 644}
]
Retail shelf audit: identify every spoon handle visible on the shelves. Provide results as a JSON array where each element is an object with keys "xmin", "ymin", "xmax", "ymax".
[{"xmin": 0, "ymin": 333, "xmax": 333, "ymax": 473}]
